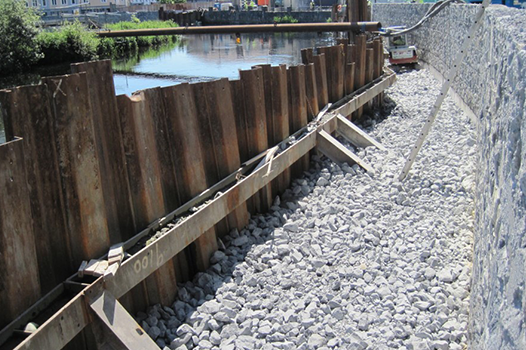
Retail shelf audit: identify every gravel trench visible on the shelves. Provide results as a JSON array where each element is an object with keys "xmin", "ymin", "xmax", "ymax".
[{"xmin": 138, "ymin": 68, "xmax": 476, "ymax": 350}]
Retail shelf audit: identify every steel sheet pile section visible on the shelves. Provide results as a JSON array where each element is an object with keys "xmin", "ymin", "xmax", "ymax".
[
  {"xmin": 1, "ymin": 40, "xmax": 390, "ymax": 350},
  {"xmin": 0, "ymin": 139, "xmax": 40, "ymax": 331},
  {"xmin": 97, "ymin": 22, "xmax": 382, "ymax": 37}
]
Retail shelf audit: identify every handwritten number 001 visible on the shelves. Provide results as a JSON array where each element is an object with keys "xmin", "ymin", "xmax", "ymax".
[{"xmin": 133, "ymin": 244, "xmax": 164, "ymax": 274}]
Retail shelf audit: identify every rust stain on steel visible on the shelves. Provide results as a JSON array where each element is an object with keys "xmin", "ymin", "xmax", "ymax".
[
  {"xmin": 304, "ymin": 63, "xmax": 319, "ymax": 121},
  {"xmin": 0, "ymin": 138, "xmax": 41, "ymax": 330},
  {"xmin": 313, "ymin": 53, "xmax": 329, "ymax": 110},
  {"xmin": 230, "ymin": 79, "xmax": 250, "ymax": 164},
  {"xmin": 161, "ymin": 83, "xmax": 208, "ymax": 201},
  {"xmin": 12, "ymin": 74, "xmax": 396, "ymax": 350},
  {"xmin": 43, "ymin": 73, "xmax": 110, "ymax": 264},
  {"xmin": 71, "ymin": 60, "xmax": 135, "ymax": 243},
  {"xmin": 0, "ymin": 84, "xmax": 71, "ymax": 293},
  {"xmin": 117, "ymin": 94, "xmax": 166, "ymax": 229}
]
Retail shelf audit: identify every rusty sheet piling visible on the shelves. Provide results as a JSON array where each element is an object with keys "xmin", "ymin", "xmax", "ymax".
[{"xmin": 0, "ymin": 37, "xmax": 386, "ymax": 350}]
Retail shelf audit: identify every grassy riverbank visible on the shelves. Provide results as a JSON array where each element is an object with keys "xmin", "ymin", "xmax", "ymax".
[{"xmin": 37, "ymin": 20, "xmax": 180, "ymax": 66}]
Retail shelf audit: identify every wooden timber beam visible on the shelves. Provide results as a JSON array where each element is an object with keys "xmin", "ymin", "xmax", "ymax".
[
  {"xmin": 88, "ymin": 291, "xmax": 158, "ymax": 350},
  {"xmin": 336, "ymin": 114, "xmax": 387, "ymax": 151},
  {"xmin": 317, "ymin": 129, "xmax": 374, "ymax": 173},
  {"xmin": 8, "ymin": 69, "xmax": 395, "ymax": 350}
]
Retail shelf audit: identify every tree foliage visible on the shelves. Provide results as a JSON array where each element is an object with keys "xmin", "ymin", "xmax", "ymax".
[
  {"xmin": 0, "ymin": 0, "xmax": 42, "ymax": 75},
  {"xmin": 37, "ymin": 21, "xmax": 100, "ymax": 65}
]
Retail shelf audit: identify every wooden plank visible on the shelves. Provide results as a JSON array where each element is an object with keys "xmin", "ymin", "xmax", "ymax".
[
  {"xmin": 88, "ymin": 292, "xmax": 158, "ymax": 350},
  {"xmin": 12, "ymin": 71, "xmax": 396, "ymax": 350},
  {"xmin": 71, "ymin": 61, "xmax": 134, "ymax": 243},
  {"xmin": 313, "ymin": 53, "xmax": 329, "ymax": 110},
  {"xmin": 0, "ymin": 138, "xmax": 41, "ymax": 330},
  {"xmin": 0, "ymin": 85, "xmax": 71, "ymax": 294},
  {"xmin": 317, "ymin": 130, "xmax": 373, "ymax": 172},
  {"xmin": 240, "ymin": 68, "xmax": 271, "ymax": 213},
  {"xmin": 336, "ymin": 114, "xmax": 386, "ymax": 151},
  {"xmin": 43, "ymin": 74, "xmax": 110, "ymax": 264},
  {"xmin": 304, "ymin": 63, "xmax": 319, "ymax": 121}
]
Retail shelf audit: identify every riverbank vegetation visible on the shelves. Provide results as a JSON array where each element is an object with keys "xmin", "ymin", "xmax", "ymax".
[
  {"xmin": 273, "ymin": 15, "xmax": 299, "ymax": 23},
  {"xmin": 0, "ymin": 0, "xmax": 42, "ymax": 74},
  {"xmin": 0, "ymin": 0, "xmax": 179, "ymax": 77}
]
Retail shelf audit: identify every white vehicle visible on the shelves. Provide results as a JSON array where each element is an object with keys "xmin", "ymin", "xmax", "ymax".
[
  {"xmin": 220, "ymin": 2, "xmax": 234, "ymax": 10},
  {"xmin": 387, "ymin": 33, "xmax": 418, "ymax": 65}
]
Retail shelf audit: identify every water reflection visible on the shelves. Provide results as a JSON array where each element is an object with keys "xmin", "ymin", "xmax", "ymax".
[
  {"xmin": 113, "ymin": 32, "xmax": 335, "ymax": 95},
  {"xmin": 0, "ymin": 120, "xmax": 4, "ymax": 144}
]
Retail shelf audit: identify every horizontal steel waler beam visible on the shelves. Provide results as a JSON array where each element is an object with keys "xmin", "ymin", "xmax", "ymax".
[
  {"xmin": 97, "ymin": 22, "xmax": 382, "ymax": 37},
  {"xmin": 6, "ymin": 70, "xmax": 395, "ymax": 350}
]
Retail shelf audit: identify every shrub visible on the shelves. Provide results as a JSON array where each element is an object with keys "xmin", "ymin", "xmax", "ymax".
[
  {"xmin": 37, "ymin": 21, "xmax": 100, "ymax": 65},
  {"xmin": 273, "ymin": 15, "xmax": 299, "ymax": 23},
  {"xmin": 0, "ymin": 0, "xmax": 42, "ymax": 75},
  {"xmin": 102, "ymin": 20, "xmax": 179, "ymax": 54}
]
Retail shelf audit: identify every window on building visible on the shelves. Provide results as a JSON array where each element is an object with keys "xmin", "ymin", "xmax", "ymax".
[
  {"xmin": 61, "ymin": 0, "xmax": 66, "ymax": 4},
  {"xmin": 32, "ymin": 0, "xmax": 37, "ymax": 6},
  {"xmin": 71, "ymin": 0, "xmax": 75, "ymax": 3},
  {"xmin": 42, "ymin": 0, "xmax": 46, "ymax": 6},
  {"xmin": 52, "ymin": 0, "xmax": 57, "ymax": 4}
]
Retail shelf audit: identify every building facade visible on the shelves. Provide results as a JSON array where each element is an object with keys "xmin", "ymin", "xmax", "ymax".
[{"xmin": 26, "ymin": 0, "xmax": 129, "ymax": 12}]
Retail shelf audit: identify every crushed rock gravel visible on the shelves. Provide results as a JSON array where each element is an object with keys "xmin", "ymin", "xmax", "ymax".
[{"xmin": 138, "ymin": 68, "xmax": 476, "ymax": 350}]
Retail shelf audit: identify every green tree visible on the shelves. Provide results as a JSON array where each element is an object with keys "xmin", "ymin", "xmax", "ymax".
[{"xmin": 0, "ymin": 0, "xmax": 42, "ymax": 75}]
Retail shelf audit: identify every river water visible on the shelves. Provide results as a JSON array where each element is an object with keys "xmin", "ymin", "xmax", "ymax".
[
  {"xmin": 0, "ymin": 33, "xmax": 334, "ymax": 144},
  {"xmin": 113, "ymin": 32, "xmax": 335, "ymax": 95}
]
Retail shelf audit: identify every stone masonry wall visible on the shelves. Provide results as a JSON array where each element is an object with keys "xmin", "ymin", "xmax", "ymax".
[{"xmin": 373, "ymin": 4, "xmax": 526, "ymax": 349}]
